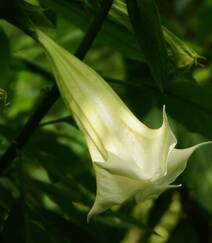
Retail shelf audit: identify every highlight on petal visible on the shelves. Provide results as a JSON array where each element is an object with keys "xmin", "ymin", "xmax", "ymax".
[{"xmin": 35, "ymin": 29, "xmax": 211, "ymax": 220}]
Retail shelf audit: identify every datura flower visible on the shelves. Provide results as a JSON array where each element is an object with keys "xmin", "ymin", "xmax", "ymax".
[{"xmin": 36, "ymin": 30, "xmax": 209, "ymax": 220}]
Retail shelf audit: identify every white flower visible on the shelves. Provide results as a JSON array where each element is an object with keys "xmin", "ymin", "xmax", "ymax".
[{"xmin": 36, "ymin": 30, "xmax": 210, "ymax": 221}]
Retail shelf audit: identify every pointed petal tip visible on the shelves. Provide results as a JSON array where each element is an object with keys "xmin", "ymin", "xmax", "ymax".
[
  {"xmin": 87, "ymin": 205, "xmax": 96, "ymax": 223},
  {"xmin": 197, "ymin": 141, "xmax": 212, "ymax": 148},
  {"xmin": 187, "ymin": 140, "xmax": 212, "ymax": 154},
  {"xmin": 87, "ymin": 202, "xmax": 103, "ymax": 223},
  {"xmin": 162, "ymin": 104, "xmax": 166, "ymax": 114},
  {"xmin": 161, "ymin": 104, "xmax": 177, "ymax": 146},
  {"xmin": 168, "ymin": 184, "xmax": 182, "ymax": 188},
  {"xmin": 87, "ymin": 204, "xmax": 99, "ymax": 223},
  {"xmin": 87, "ymin": 204, "xmax": 105, "ymax": 223},
  {"xmin": 162, "ymin": 105, "xmax": 169, "ymax": 124},
  {"xmin": 87, "ymin": 212, "xmax": 92, "ymax": 224}
]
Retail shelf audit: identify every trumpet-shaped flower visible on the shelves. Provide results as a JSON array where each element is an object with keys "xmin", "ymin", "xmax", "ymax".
[{"xmin": 36, "ymin": 30, "xmax": 210, "ymax": 220}]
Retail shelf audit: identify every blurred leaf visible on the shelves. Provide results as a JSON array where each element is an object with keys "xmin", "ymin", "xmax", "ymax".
[
  {"xmin": 38, "ymin": 0, "xmax": 201, "ymax": 71},
  {"xmin": 164, "ymin": 81, "xmax": 212, "ymax": 140},
  {"xmin": 175, "ymin": 0, "xmax": 193, "ymax": 15},
  {"xmin": 39, "ymin": 0, "xmax": 145, "ymax": 61},
  {"xmin": 29, "ymin": 179, "xmax": 125, "ymax": 243},
  {"xmin": 167, "ymin": 218, "xmax": 198, "ymax": 243},
  {"xmin": 20, "ymin": 1, "xmax": 55, "ymax": 29},
  {"xmin": 122, "ymin": 72, "xmax": 212, "ymax": 140},
  {"xmin": 196, "ymin": 1, "xmax": 212, "ymax": 43},
  {"xmin": 29, "ymin": 207, "xmax": 99, "ymax": 243},
  {"xmin": 143, "ymin": 191, "xmax": 173, "ymax": 241},
  {"xmin": 0, "ymin": 177, "xmax": 19, "ymax": 210},
  {"xmin": 24, "ymin": 127, "xmax": 92, "ymax": 182},
  {"xmin": 179, "ymin": 132, "xmax": 212, "ymax": 215},
  {"xmin": 127, "ymin": 0, "xmax": 171, "ymax": 90},
  {"xmin": 163, "ymin": 27, "xmax": 203, "ymax": 69},
  {"xmin": 0, "ymin": 88, "xmax": 7, "ymax": 106},
  {"xmin": 166, "ymin": 75, "xmax": 212, "ymax": 112},
  {"xmin": 31, "ymin": 179, "xmax": 88, "ymax": 211},
  {"xmin": 0, "ymin": 198, "xmax": 56, "ymax": 243},
  {"xmin": 0, "ymin": 0, "xmax": 54, "ymax": 33},
  {"xmin": 1, "ymin": 199, "xmax": 27, "ymax": 243},
  {"xmin": 0, "ymin": 27, "xmax": 11, "ymax": 86}
]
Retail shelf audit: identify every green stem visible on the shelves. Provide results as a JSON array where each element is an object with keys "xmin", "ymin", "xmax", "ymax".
[{"xmin": 0, "ymin": 0, "xmax": 114, "ymax": 174}]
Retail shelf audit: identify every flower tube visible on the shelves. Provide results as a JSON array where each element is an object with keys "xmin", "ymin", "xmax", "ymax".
[{"xmin": 36, "ymin": 30, "xmax": 210, "ymax": 220}]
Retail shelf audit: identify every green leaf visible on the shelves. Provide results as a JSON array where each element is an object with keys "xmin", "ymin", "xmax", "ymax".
[
  {"xmin": 0, "ymin": 0, "xmax": 54, "ymax": 33},
  {"xmin": 158, "ymin": 72, "xmax": 212, "ymax": 140},
  {"xmin": 29, "ymin": 180, "xmax": 124, "ymax": 243},
  {"xmin": 0, "ymin": 88, "xmax": 7, "ymax": 106},
  {"xmin": 167, "ymin": 218, "xmax": 199, "ymax": 243},
  {"xmin": 29, "ymin": 207, "xmax": 98, "ymax": 243},
  {"xmin": 0, "ymin": 27, "xmax": 11, "ymax": 85},
  {"xmin": 126, "ymin": 0, "xmax": 171, "ymax": 90},
  {"xmin": 20, "ymin": 1, "xmax": 55, "ymax": 29},
  {"xmin": 94, "ymin": 211, "xmax": 156, "ymax": 234},
  {"xmin": 24, "ymin": 127, "xmax": 93, "ymax": 183},
  {"xmin": 143, "ymin": 191, "xmax": 173, "ymax": 241},
  {"xmin": 179, "ymin": 132, "xmax": 212, "ymax": 214},
  {"xmin": 1, "ymin": 199, "xmax": 54, "ymax": 243},
  {"xmin": 125, "ymin": 68, "xmax": 212, "ymax": 140},
  {"xmin": 0, "ymin": 177, "xmax": 19, "ymax": 210},
  {"xmin": 39, "ymin": 0, "xmax": 200, "ymax": 70},
  {"xmin": 39, "ymin": 0, "xmax": 145, "ymax": 61},
  {"xmin": 1, "ymin": 199, "xmax": 27, "ymax": 243}
]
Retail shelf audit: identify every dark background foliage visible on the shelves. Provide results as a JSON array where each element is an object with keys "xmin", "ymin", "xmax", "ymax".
[{"xmin": 0, "ymin": 0, "xmax": 211, "ymax": 242}]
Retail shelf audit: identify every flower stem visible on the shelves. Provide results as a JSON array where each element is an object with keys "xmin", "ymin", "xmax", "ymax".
[{"xmin": 0, "ymin": 0, "xmax": 114, "ymax": 174}]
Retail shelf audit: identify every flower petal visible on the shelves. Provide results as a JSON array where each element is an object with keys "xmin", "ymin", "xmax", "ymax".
[
  {"xmin": 158, "ymin": 141, "xmax": 212, "ymax": 185},
  {"xmin": 135, "ymin": 183, "xmax": 180, "ymax": 203},
  {"xmin": 135, "ymin": 107, "xmax": 177, "ymax": 179},
  {"xmin": 36, "ymin": 30, "xmax": 211, "ymax": 220},
  {"xmin": 88, "ymin": 163, "xmax": 146, "ymax": 221}
]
